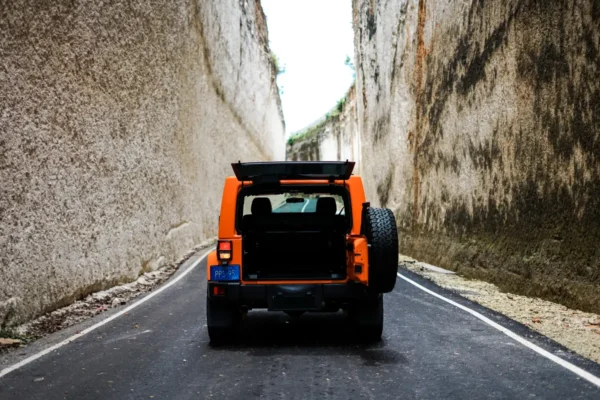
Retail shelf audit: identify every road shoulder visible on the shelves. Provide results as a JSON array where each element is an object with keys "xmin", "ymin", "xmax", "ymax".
[
  {"xmin": 0, "ymin": 243, "xmax": 215, "ymax": 371},
  {"xmin": 399, "ymin": 255, "xmax": 600, "ymax": 366}
]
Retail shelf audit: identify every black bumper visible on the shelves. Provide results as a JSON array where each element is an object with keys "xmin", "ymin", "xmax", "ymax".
[{"xmin": 207, "ymin": 282, "xmax": 370, "ymax": 311}]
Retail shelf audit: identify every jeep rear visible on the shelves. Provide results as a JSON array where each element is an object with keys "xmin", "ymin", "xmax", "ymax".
[{"xmin": 206, "ymin": 161, "xmax": 399, "ymax": 343}]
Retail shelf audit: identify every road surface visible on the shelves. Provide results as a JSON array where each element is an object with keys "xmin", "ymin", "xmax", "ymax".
[
  {"xmin": 273, "ymin": 198, "xmax": 318, "ymax": 213},
  {"xmin": 1, "ymin": 247, "xmax": 599, "ymax": 399}
]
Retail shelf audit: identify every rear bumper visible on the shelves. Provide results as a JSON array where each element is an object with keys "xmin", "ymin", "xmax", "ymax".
[{"xmin": 207, "ymin": 282, "xmax": 370, "ymax": 311}]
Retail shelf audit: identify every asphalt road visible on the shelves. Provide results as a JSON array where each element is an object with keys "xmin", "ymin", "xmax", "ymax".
[
  {"xmin": 273, "ymin": 198, "xmax": 317, "ymax": 213},
  {"xmin": 1, "ymin": 248, "xmax": 600, "ymax": 399}
]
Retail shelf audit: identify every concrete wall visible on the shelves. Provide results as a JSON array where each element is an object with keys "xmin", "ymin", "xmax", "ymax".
[
  {"xmin": 0, "ymin": 0, "xmax": 285, "ymax": 325},
  {"xmin": 352, "ymin": 0, "xmax": 600, "ymax": 312},
  {"xmin": 286, "ymin": 85, "xmax": 360, "ymax": 164}
]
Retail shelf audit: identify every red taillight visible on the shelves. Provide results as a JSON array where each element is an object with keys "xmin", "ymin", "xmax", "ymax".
[
  {"xmin": 213, "ymin": 285, "xmax": 226, "ymax": 296},
  {"xmin": 217, "ymin": 240, "xmax": 232, "ymax": 262}
]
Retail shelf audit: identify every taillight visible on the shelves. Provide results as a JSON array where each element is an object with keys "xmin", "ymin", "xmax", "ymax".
[
  {"xmin": 217, "ymin": 240, "xmax": 232, "ymax": 262},
  {"xmin": 213, "ymin": 285, "xmax": 226, "ymax": 296}
]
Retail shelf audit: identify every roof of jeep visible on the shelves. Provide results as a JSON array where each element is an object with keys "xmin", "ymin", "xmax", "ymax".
[{"xmin": 231, "ymin": 161, "xmax": 355, "ymax": 183}]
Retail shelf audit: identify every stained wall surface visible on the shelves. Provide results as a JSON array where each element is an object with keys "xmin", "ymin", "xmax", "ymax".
[
  {"xmin": 0, "ymin": 0, "xmax": 285, "ymax": 325},
  {"xmin": 352, "ymin": 0, "xmax": 600, "ymax": 312}
]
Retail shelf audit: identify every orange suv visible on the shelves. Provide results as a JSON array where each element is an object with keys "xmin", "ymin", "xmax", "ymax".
[{"xmin": 206, "ymin": 161, "xmax": 398, "ymax": 343}]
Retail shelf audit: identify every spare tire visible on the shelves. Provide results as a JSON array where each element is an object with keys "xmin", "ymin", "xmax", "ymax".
[{"xmin": 362, "ymin": 207, "xmax": 399, "ymax": 293}]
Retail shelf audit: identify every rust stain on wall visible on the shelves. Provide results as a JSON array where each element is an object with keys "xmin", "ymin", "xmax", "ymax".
[
  {"xmin": 412, "ymin": 0, "xmax": 427, "ymax": 227},
  {"xmin": 353, "ymin": 0, "xmax": 600, "ymax": 313}
]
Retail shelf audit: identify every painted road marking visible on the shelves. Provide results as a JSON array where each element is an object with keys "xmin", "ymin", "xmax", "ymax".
[
  {"xmin": 397, "ymin": 272, "xmax": 600, "ymax": 388},
  {"xmin": 0, "ymin": 248, "xmax": 213, "ymax": 379},
  {"xmin": 301, "ymin": 199, "xmax": 311, "ymax": 213}
]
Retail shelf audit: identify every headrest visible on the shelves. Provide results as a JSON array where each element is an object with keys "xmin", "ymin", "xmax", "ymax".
[
  {"xmin": 251, "ymin": 197, "xmax": 272, "ymax": 215},
  {"xmin": 316, "ymin": 197, "xmax": 337, "ymax": 215}
]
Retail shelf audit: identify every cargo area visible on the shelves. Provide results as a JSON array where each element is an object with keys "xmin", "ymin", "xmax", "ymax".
[{"xmin": 240, "ymin": 195, "xmax": 349, "ymax": 280}]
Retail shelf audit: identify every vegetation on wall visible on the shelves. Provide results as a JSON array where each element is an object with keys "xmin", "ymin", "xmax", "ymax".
[
  {"xmin": 270, "ymin": 51, "xmax": 286, "ymax": 75},
  {"xmin": 344, "ymin": 55, "xmax": 356, "ymax": 78},
  {"xmin": 286, "ymin": 86, "xmax": 352, "ymax": 147},
  {"xmin": 286, "ymin": 119, "xmax": 325, "ymax": 146}
]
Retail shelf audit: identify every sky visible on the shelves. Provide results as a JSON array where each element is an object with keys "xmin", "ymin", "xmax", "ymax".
[{"xmin": 261, "ymin": 0, "xmax": 355, "ymax": 136}]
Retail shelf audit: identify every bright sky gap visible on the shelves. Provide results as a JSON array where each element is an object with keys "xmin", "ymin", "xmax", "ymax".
[{"xmin": 262, "ymin": 0, "xmax": 355, "ymax": 135}]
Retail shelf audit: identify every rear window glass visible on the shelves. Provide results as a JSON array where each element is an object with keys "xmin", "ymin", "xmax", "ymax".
[{"xmin": 242, "ymin": 193, "xmax": 346, "ymax": 215}]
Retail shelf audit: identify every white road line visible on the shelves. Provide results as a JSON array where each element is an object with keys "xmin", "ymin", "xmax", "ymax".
[
  {"xmin": 0, "ymin": 248, "xmax": 213, "ymax": 379},
  {"xmin": 301, "ymin": 200, "xmax": 311, "ymax": 213},
  {"xmin": 397, "ymin": 272, "xmax": 600, "ymax": 388}
]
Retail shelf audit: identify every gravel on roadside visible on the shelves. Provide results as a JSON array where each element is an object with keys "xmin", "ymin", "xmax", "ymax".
[{"xmin": 399, "ymin": 255, "xmax": 600, "ymax": 364}]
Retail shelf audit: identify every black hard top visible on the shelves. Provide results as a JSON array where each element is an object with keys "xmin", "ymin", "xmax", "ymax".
[{"xmin": 231, "ymin": 161, "xmax": 355, "ymax": 182}]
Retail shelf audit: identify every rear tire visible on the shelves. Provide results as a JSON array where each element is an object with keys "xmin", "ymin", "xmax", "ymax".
[
  {"xmin": 207, "ymin": 296, "xmax": 240, "ymax": 345},
  {"xmin": 362, "ymin": 207, "xmax": 399, "ymax": 293},
  {"xmin": 353, "ymin": 294, "xmax": 384, "ymax": 343}
]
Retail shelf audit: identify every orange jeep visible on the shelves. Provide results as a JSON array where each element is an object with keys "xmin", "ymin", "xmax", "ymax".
[{"xmin": 206, "ymin": 161, "xmax": 398, "ymax": 343}]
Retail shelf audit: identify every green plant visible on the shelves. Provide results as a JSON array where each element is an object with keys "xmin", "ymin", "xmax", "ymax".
[
  {"xmin": 344, "ymin": 55, "xmax": 355, "ymax": 70},
  {"xmin": 336, "ymin": 96, "xmax": 346, "ymax": 113},
  {"xmin": 0, "ymin": 328, "xmax": 36, "ymax": 344},
  {"xmin": 344, "ymin": 55, "xmax": 356, "ymax": 78},
  {"xmin": 270, "ymin": 51, "xmax": 286, "ymax": 76},
  {"xmin": 287, "ymin": 119, "xmax": 328, "ymax": 147}
]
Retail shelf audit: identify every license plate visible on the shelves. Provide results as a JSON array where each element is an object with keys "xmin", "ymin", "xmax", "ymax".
[{"xmin": 209, "ymin": 265, "xmax": 240, "ymax": 281}]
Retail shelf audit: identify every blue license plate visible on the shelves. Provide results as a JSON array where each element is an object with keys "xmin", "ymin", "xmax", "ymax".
[{"xmin": 210, "ymin": 265, "xmax": 240, "ymax": 281}]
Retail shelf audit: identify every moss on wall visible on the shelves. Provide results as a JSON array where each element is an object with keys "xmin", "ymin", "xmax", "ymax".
[
  {"xmin": 353, "ymin": 0, "xmax": 600, "ymax": 312},
  {"xmin": 286, "ymin": 85, "xmax": 359, "ymax": 163}
]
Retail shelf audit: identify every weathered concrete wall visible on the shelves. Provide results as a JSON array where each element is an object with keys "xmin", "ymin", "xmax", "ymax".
[
  {"xmin": 286, "ymin": 85, "xmax": 360, "ymax": 164},
  {"xmin": 0, "ymin": 0, "xmax": 285, "ymax": 325},
  {"xmin": 352, "ymin": 0, "xmax": 600, "ymax": 312}
]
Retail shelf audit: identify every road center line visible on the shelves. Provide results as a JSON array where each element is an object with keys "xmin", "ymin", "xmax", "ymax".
[
  {"xmin": 0, "ymin": 248, "xmax": 213, "ymax": 379},
  {"xmin": 397, "ymin": 272, "xmax": 600, "ymax": 388}
]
